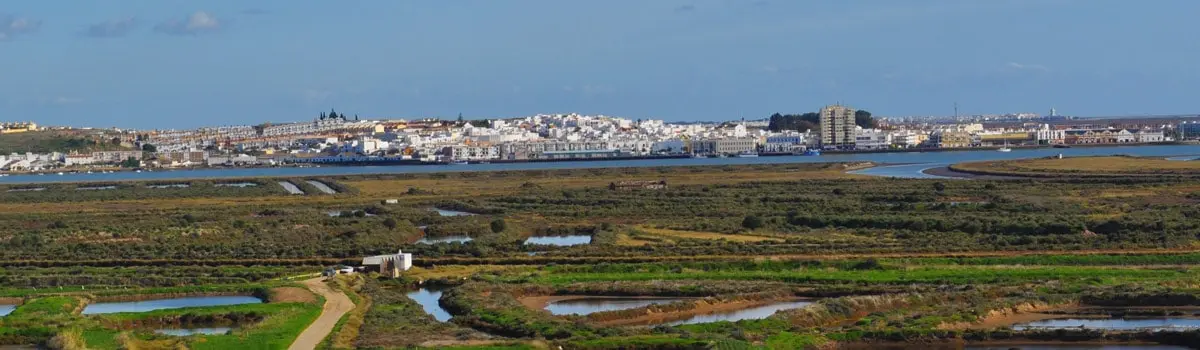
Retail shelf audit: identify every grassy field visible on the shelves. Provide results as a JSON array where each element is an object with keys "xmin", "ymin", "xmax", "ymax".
[
  {"xmin": 951, "ymin": 155, "xmax": 1200, "ymax": 177},
  {"xmin": 3, "ymin": 160, "xmax": 1200, "ymax": 348}
]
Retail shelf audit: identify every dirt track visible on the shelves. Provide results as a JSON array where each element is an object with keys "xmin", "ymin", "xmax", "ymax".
[{"xmin": 289, "ymin": 277, "xmax": 354, "ymax": 350}]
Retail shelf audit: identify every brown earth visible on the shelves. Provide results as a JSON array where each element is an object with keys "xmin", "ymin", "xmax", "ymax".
[
  {"xmin": 269, "ymin": 287, "xmax": 317, "ymax": 304},
  {"xmin": 593, "ymin": 298, "xmax": 809, "ymax": 327}
]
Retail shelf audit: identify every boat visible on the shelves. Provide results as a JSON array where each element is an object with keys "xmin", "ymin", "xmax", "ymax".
[
  {"xmin": 448, "ymin": 160, "xmax": 469, "ymax": 165},
  {"xmin": 690, "ymin": 153, "xmax": 709, "ymax": 158},
  {"xmin": 1053, "ymin": 144, "xmax": 1071, "ymax": 149},
  {"xmin": 717, "ymin": 154, "xmax": 729, "ymax": 158},
  {"xmin": 478, "ymin": 161, "xmax": 491, "ymax": 164},
  {"xmin": 56, "ymin": 172, "xmax": 64, "ymax": 176},
  {"xmin": 736, "ymin": 152, "xmax": 759, "ymax": 158},
  {"xmin": 0, "ymin": 174, "xmax": 8, "ymax": 177},
  {"xmin": 803, "ymin": 149, "xmax": 821, "ymax": 156},
  {"xmin": 998, "ymin": 140, "xmax": 1012, "ymax": 152}
]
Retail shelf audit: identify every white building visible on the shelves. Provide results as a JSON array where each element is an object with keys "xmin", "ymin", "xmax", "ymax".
[
  {"xmin": 361, "ymin": 249, "xmax": 413, "ymax": 278},
  {"xmin": 854, "ymin": 129, "xmax": 893, "ymax": 150}
]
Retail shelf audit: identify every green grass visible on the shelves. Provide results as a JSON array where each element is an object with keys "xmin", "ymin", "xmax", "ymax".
[
  {"xmin": 7, "ymin": 296, "xmax": 80, "ymax": 318},
  {"xmin": 86, "ymin": 300, "xmax": 323, "ymax": 350},
  {"xmin": 764, "ymin": 332, "xmax": 827, "ymax": 350},
  {"xmin": 885, "ymin": 253, "xmax": 1200, "ymax": 266},
  {"xmin": 534, "ymin": 265, "xmax": 1190, "ymax": 286}
]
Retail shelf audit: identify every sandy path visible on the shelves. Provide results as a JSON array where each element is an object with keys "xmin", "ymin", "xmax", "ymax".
[{"xmin": 289, "ymin": 277, "xmax": 354, "ymax": 350}]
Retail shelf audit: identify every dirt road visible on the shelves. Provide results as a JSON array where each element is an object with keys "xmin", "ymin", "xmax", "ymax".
[{"xmin": 289, "ymin": 277, "xmax": 354, "ymax": 350}]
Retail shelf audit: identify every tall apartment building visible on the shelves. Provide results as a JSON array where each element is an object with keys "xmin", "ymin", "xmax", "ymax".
[{"xmin": 819, "ymin": 104, "xmax": 856, "ymax": 149}]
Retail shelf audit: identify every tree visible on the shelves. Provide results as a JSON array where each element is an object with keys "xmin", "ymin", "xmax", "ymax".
[
  {"xmin": 119, "ymin": 157, "xmax": 140, "ymax": 168},
  {"xmin": 490, "ymin": 219, "xmax": 507, "ymax": 233},
  {"xmin": 741, "ymin": 215, "xmax": 764, "ymax": 230},
  {"xmin": 142, "ymin": 144, "xmax": 157, "ymax": 152},
  {"xmin": 767, "ymin": 113, "xmax": 820, "ymax": 132},
  {"xmin": 329, "ymin": 109, "xmax": 340, "ymax": 120},
  {"xmin": 383, "ymin": 218, "xmax": 398, "ymax": 230},
  {"xmin": 457, "ymin": 113, "xmax": 465, "ymax": 125},
  {"xmin": 855, "ymin": 110, "xmax": 877, "ymax": 129}
]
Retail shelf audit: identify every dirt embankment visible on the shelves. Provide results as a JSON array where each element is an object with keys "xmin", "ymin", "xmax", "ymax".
[
  {"xmin": 269, "ymin": 287, "xmax": 317, "ymax": 304},
  {"xmin": 591, "ymin": 296, "xmax": 806, "ymax": 327},
  {"xmin": 0, "ymin": 297, "xmax": 23, "ymax": 305},
  {"xmin": 517, "ymin": 295, "xmax": 693, "ymax": 312},
  {"xmin": 89, "ymin": 291, "xmax": 260, "ymax": 303},
  {"xmin": 938, "ymin": 301, "xmax": 1080, "ymax": 330}
]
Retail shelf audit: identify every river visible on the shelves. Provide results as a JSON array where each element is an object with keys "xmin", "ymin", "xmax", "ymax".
[{"xmin": 3, "ymin": 145, "xmax": 1197, "ymax": 184}]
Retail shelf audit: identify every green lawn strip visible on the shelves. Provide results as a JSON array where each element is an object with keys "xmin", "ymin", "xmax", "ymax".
[
  {"xmin": 565, "ymin": 335, "xmax": 713, "ymax": 349},
  {"xmin": 882, "ymin": 253, "xmax": 1200, "ymax": 266},
  {"xmin": 85, "ymin": 301, "xmax": 323, "ymax": 350},
  {"xmin": 0, "ymin": 282, "xmax": 283, "ymax": 298},
  {"xmin": 7, "ymin": 296, "xmax": 81, "ymax": 318},
  {"xmin": 536, "ymin": 266, "xmax": 1186, "ymax": 285}
]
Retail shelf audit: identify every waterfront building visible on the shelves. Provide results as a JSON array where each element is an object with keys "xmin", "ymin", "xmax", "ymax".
[
  {"xmin": 819, "ymin": 105, "xmax": 857, "ymax": 150},
  {"xmin": 691, "ymin": 138, "xmax": 756, "ymax": 155},
  {"xmin": 763, "ymin": 134, "xmax": 806, "ymax": 153},
  {"xmin": 854, "ymin": 129, "xmax": 892, "ymax": 150}
]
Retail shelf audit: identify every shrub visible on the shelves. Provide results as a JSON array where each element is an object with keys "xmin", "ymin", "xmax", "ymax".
[
  {"xmin": 742, "ymin": 215, "xmax": 764, "ymax": 230},
  {"xmin": 491, "ymin": 219, "xmax": 507, "ymax": 233}
]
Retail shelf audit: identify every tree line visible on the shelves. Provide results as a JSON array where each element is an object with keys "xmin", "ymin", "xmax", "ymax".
[{"xmin": 767, "ymin": 110, "xmax": 876, "ymax": 132}]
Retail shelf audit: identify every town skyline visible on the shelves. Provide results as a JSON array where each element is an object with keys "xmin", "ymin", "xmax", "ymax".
[{"xmin": 4, "ymin": 0, "xmax": 1200, "ymax": 128}]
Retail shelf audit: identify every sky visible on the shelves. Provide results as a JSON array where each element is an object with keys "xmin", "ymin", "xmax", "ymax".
[{"xmin": 2, "ymin": 0, "xmax": 1198, "ymax": 129}]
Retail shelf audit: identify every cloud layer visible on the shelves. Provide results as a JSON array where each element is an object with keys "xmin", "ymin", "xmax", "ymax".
[
  {"xmin": 0, "ymin": 14, "xmax": 41, "ymax": 41},
  {"xmin": 84, "ymin": 17, "xmax": 138, "ymax": 38},
  {"xmin": 154, "ymin": 11, "xmax": 222, "ymax": 36}
]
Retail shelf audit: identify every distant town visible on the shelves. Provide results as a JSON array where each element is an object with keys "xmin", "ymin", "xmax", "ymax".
[{"xmin": 1, "ymin": 107, "xmax": 1199, "ymax": 173}]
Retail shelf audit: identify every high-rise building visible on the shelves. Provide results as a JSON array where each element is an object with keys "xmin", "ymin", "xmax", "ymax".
[{"xmin": 819, "ymin": 104, "xmax": 856, "ymax": 149}]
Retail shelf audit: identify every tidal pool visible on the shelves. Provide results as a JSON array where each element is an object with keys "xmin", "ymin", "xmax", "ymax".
[
  {"xmin": 407, "ymin": 288, "xmax": 452, "ymax": 322},
  {"xmin": 432, "ymin": 208, "xmax": 476, "ymax": 216},
  {"xmin": 1012, "ymin": 318, "xmax": 1200, "ymax": 331},
  {"xmin": 82, "ymin": 296, "xmax": 263, "ymax": 315},
  {"xmin": 416, "ymin": 235, "xmax": 473, "ymax": 244},
  {"xmin": 154, "ymin": 327, "xmax": 233, "ymax": 336},
  {"xmin": 660, "ymin": 300, "xmax": 813, "ymax": 326},
  {"xmin": 524, "ymin": 235, "xmax": 592, "ymax": 246},
  {"xmin": 546, "ymin": 297, "xmax": 687, "ymax": 316}
]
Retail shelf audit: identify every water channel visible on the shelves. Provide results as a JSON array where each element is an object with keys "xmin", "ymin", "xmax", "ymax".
[
  {"xmin": 406, "ymin": 288, "xmax": 453, "ymax": 322},
  {"xmin": 660, "ymin": 300, "xmax": 813, "ymax": 326},
  {"xmin": 524, "ymin": 235, "xmax": 592, "ymax": 246},
  {"xmin": 4, "ymin": 145, "xmax": 1197, "ymax": 184},
  {"xmin": 1012, "ymin": 317, "xmax": 1200, "ymax": 331},
  {"xmin": 306, "ymin": 180, "xmax": 337, "ymax": 194},
  {"xmin": 0, "ymin": 305, "xmax": 14, "ymax": 317},
  {"xmin": 81, "ymin": 296, "xmax": 263, "ymax": 315},
  {"xmin": 545, "ymin": 297, "xmax": 687, "ymax": 316},
  {"xmin": 153, "ymin": 327, "xmax": 233, "ymax": 336},
  {"xmin": 432, "ymin": 208, "xmax": 476, "ymax": 216}
]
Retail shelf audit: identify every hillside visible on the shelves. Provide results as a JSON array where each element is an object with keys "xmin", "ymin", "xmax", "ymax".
[{"xmin": 0, "ymin": 130, "xmax": 135, "ymax": 155}]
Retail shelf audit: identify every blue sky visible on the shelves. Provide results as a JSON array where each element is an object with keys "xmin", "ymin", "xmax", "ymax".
[{"xmin": 1, "ymin": 0, "xmax": 1197, "ymax": 129}]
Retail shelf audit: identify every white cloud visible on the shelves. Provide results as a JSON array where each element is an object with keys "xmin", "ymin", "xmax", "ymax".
[
  {"xmin": 0, "ymin": 14, "xmax": 41, "ymax": 41},
  {"xmin": 1007, "ymin": 62, "xmax": 1050, "ymax": 71},
  {"xmin": 155, "ymin": 11, "xmax": 222, "ymax": 36},
  {"xmin": 84, "ymin": 17, "xmax": 138, "ymax": 38}
]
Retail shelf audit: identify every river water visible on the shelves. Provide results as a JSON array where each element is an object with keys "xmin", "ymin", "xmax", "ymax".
[
  {"xmin": 407, "ymin": 288, "xmax": 453, "ymax": 322},
  {"xmin": 3, "ymin": 145, "xmax": 1196, "ymax": 184},
  {"xmin": 81, "ymin": 296, "xmax": 263, "ymax": 315}
]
